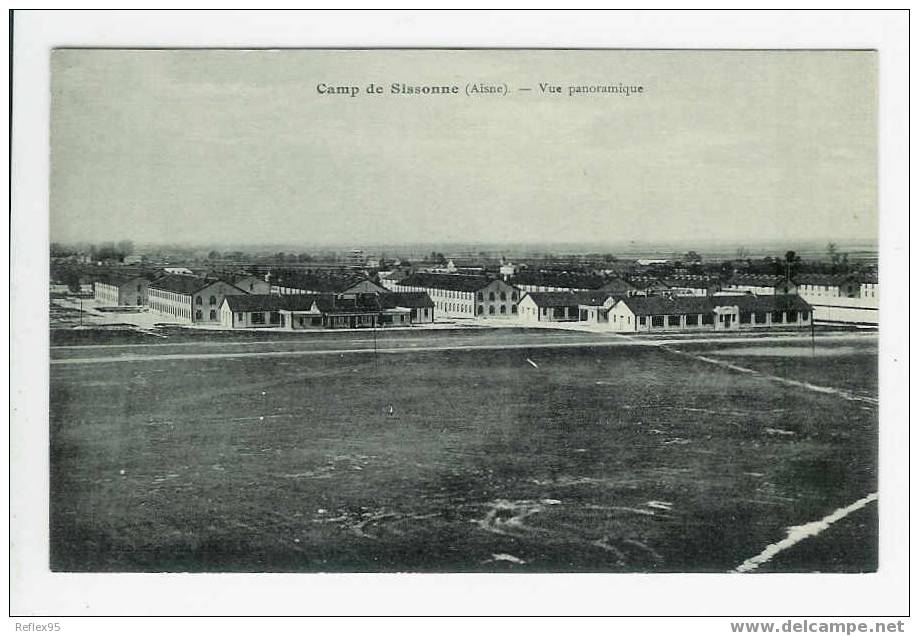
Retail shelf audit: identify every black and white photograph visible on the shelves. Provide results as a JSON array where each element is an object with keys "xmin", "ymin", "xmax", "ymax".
[
  {"xmin": 9, "ymin": 8, "xmax": 910, "ymax": 623},
  {"xmin": 46, "ymin": 46, "xmax": 880, "ymax": 574}
]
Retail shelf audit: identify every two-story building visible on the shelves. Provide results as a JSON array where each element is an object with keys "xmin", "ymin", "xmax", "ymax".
[
  {"xmin": 795, "ymin": 273, "xmax": 879, "ymax": 325},
  {"xmin": 722, "ymin": 274, "xmax": 797, "ymax": 296},
  {"xmin": 392, "ymin": 273, "xmax": 521, "ymax": 319},
  {"xmin": 146, "ymin": 275, "xmax": 248, "ymax": 324},
  {"xmin": 93, "ymin": 274, "xmax": 148, "ymax": 307}
]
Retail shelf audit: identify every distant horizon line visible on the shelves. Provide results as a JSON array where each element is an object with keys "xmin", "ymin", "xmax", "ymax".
[{"xmin": 52, "ymin": 237, "xmax": 879, "ymax": 250}]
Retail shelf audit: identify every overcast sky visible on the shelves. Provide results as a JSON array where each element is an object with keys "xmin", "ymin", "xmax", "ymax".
[{"xmin": 50, "ymin": 49, "xmax": 877, "ymax": 247}]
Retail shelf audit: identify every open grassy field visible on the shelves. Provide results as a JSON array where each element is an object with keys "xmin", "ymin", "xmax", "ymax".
[{"xmin": 49, "ymin": 335, "xmax": 877, "ymax": 572}]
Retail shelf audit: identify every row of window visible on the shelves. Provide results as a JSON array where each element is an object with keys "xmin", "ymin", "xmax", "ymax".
[
  {"xmin": 477, "ymin": 304, "xmax": 517, "ymax": 315},
  {"xmin": 195, "ymin": 295, "xmax": 219, "ymax": 305},
  {"xmin": 149, "ymin": 289, "xmax": 189, "ymax": 303},
  {"xmin": 628, "ymin": 311, "xmax": 810, "ymax": 327}
]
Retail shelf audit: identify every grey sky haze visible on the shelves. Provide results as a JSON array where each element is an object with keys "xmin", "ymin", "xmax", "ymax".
[{"xmin": 50, "ymin": 49, "xmax": 877, "ymax": 247}]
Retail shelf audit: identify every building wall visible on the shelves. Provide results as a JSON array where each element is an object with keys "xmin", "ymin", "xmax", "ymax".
[
  {"xmin": 713, "ymin": 304, "xmax": 812, "ymax": 329},
  {"xmin": 475, "ymin": 279, "xmax": 521, "ymax": 319},
  {"xmin": 797, "ymin": 284, "xmax": 878, "ymax": 325},
  {"xmin": 809, "ymin": 304, "xmax": 878, "ymax": 325},
  {"xmin": 285, "ymin": 311, "xmax": 326, "ymax": 330},
  {"xmin": 408, "ymin": 306, "xmax": 434, "ymax": 323},
  {"xmin": 608, "ymin": 302, "xmax": 810, "ymax": 332},
  {"xmin": 579, "ymin": 305, "xmax": 608, "ymax": 323},
  {"xmin": 516, "ymin": 295, "xmax": 542, "ymax": 322},
  {"xmin": 608, "ymin": 304, "xmax": 639, "ymax": 332},
  {"xmin": 391, "ymin": 283, "xmax": 477, "ymax": 318},
  {"xmin": 94, "ymin": 279, "xmax": 147, "ymax": 306},
  {"xmin": 150, "ymin": 281, "xmax": 245, "ymax": 324},
  {"xmin": 94, "ymin": 282, "xmax": 120, "ymax": 306},
  {"xmin": 220, "ymin": 305, "xmax": 287, "ymax": 329},
  {"xmin": 723, "ymin": 282, "xmax": 798, "ymax": 296},
  {"xmin": 146, "ymin": 287, "xmax": 193, "ymax": 323},
  {"xmin": 189, "ymin": 281, "xmax": 248, "ymax": 323}
]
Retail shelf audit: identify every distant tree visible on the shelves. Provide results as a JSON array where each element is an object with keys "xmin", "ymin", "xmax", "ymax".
[
  {"xmin": 49, "ymin": 242, "xmax": 74, "ymax": 257},
  {"xmin": 826, "ymin": 242, "xmax": 840, "ymax": 265},
  {"xmin": 735, "ymin": 246, "xmax": 750, "ymax": 260},
  {"xmin": 117, "ymin": 240, "xmax": 134, "ymax": 257},
  {"xmin": 683, "ymin": 250, "xmax": 702, "ymax": 263},
  {"xmin": 62, "ymin": 270, "xmax": 81, "ymax": 293},
  {"xmin": 784, "ymin": 250, "xmax": 802, "ymax": 279},
  {"xmin": 602, "ymin": 253, "xmax": 618, "ymax": 263},
  {"xmin": 207, "ymin": 250, "xmax": 222, "ymax": 260}
]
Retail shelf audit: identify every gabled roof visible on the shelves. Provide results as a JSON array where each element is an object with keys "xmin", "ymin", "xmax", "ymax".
[
  {"xmin": 315, "ymin": 294, "xmax": 381, "ymax": 314},
  {"xmin": 378, "ymin": 291, "xmax": 434, "ymax": 309},
  {"xmin": 595, "ymin": 277, "xmax": 637, "ymax": 293},
  {"xmin": 399, "ymin": 272, "xmax": 499, "ymax": 292},
  {"xmin": 574, "ymin": 291, "xmax": 621, "ymax": 307},
  {"xmin": 627, "ymin": 276, "xmax": 670, "ymax": 291},
  {"xmin": 795, "ymin": 273, "xmax": 877, "ymax": 287},
  {"xmin": 511, "ymin": 273, "xmax": 604, "ymax": 289},
  {"xmin": 616, "ymin": 296, "xmax": 712, "ymax": 316},
  {"xmin": 275, "ymin": 272, "xmax": 383, "ymax": 293},
  {"xmin": 522, "ymin": 292, "xmax": 583, "ymax": 308},
  {"xmin": 224, "ymin": 294, "xmax": 319, "ymax": 312},
  {"xmin": 148, "ymin": 274, "xmax": 240, "ymax": 295},
  {"xmin": 726, "ymin": 274, "xmax": 790, "ymax": 288},
  {"xmin": 94, "ymin": 273, "xmax": 149, "ymax": 287},
  {"xmin": 712, "ymin": 294, "xmax": 812, "ymax": 313}
]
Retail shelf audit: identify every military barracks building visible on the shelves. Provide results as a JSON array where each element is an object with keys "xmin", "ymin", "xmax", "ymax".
[
  {"xmin": 722, "ymin": 274, "xmax": 797, "ymax": 296},
  {"xmin": 518, "ymin": 291, "xmax": 621, "ymax": 324},
  {"xmin": 93, "ymin": 273, "xmax": 149, "ymax": 307},
  {"xmin": 272, "ymin": 272, "xmax": 387, "ymax": 296},
  {"xmin": 392, "ymin": 273, "xmax": 521, "ymax": 319},
  {"xmin": 146, "ymin": 275, "xmax": 248, "ymax": 324},
  {"xmin": 795, "ymin": 273, "xmax": 879, "ymax": 325},
  {"xmin": 608, "ymin": 294, "xmax": 812, "ymax": 333},
  {"xmin": 220, "ymin": 291, "xmax": 434, "ymax": 330}
]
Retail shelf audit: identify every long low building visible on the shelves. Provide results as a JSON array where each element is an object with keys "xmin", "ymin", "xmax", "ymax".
[
  {"xmin": 392, "ymin": 272, "xmax": 521, "ymax": 319},
  {"xmin": 608, "ymin": 294, "xmax": 812, "ymax": 332},
  {"xmin": 796, "ymin": 273, "xmax": 879, "ymax": 325},
  {"xmin": 93, "ymin": 274, "xmax": 149, "ymax": 307},
  {"xmin": 220, "ymin": 291, "xmax": 434, "ymax": 330},
  {"xmin": 517, "ymin": 291, "xmax": 622, "ymax": 324}
]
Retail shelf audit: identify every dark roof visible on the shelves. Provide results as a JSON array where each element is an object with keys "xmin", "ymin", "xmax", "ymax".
[
  {"xmin": 510, "ymin": 272, "xmax": 606, "ymax": 290},
  {"xmin": 712, "ymin": 294, "xmax": 812, "ymax": 313},
  {"xmin": 616, "ymin": 296, "xmax": 712, "ymax": 316},
  {"xmin": 147, "ymin": 274, "xmax": 234, "ymax": 295},
  {"xmin": 399, "ymin": 272, "xmax": 498, "ymax": 292},
  {"xmin": 275, "ymin": 272, "xmax": 381, "ymax": 293},
  {"xmin": 661, "ymin": 276, "xmax": 720, "ymax": 288},
  {"xmin": 224, "ymin": 294, "xmax": 319, "ymax": 312},
  {"xmin": 595, "ymin": 278, "xmax": 637, "ymax": 293},
  {"xmin": 574, "ymin": 291, "xmax": 621, "ymax": 306},
  {"xmin": 379, "ymin": 292, "xmax": 434, "ymax": 309},
  {"xmin": 794, "ymin": 274, "xmax": 851, "ymax": 287},
  {"xmin": 315, "ymin": 294, "xmax": 381, "ymax": 314},
  {"xmin": 94, "ymin": 273, "xmax": 148, "ymax": 287},
  {"xmin": 727, "ymin": 275, "xmax": 790, "ymax": 287},
  {"xmin": 627, "ymin": 276, "xmax": 670, "ymax": 291},
  {"xmin": 522, "ymin": 292, "xmax": 583, "ymax": 308},
  {"xmin": 795, "ymin": 273, "xmax": 877, "ymax": 287}
]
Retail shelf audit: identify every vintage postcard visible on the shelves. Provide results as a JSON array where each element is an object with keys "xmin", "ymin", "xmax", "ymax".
[{"xmin": 44, "ymin": 48, "xmax": 882, "ymax": 577}]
